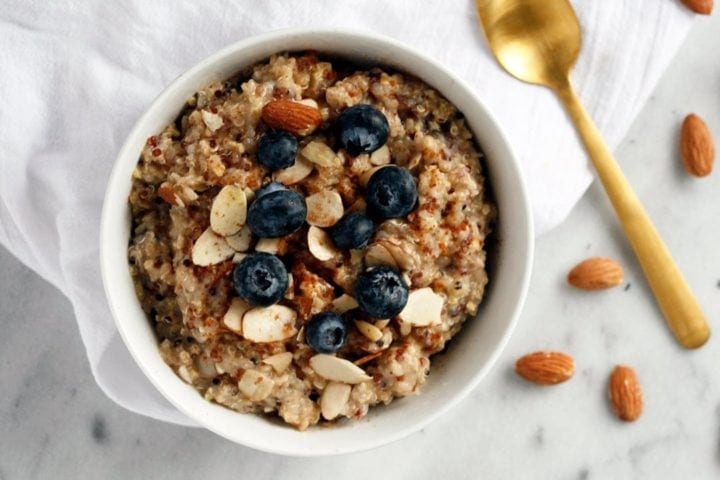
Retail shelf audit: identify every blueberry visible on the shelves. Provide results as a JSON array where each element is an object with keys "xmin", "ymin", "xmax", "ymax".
[
  {"xmin": 355, "ymin": 266, "xmax": 409, "ymax": 318},
  {"xmin": 329, "ymin": 213, "xmax": 375, "ymax": 250},
  {"xmin": 336, "ymin": 104, "xmax": 389, "ymax": 156},
  {"xmin": 232, "ymin": 253, "xmax": 288, "ymax": 306},
  {"xmin": 366, "ymin": 165, "xmax": 418, "ymax": 219},
  {"xmin": 256, "ymin": 131, "xmax": 298, "ymax": 170},
  {"xmin": 247, "ymin": 189, "xmax": 306, "ymax": 238},
  {"xmin": 305, "ymin": 312, "xmax": 349, "ymax": 353},
  {"xmin": 255, "ymin": 181, "xmax": 286, "ymax": 198}
]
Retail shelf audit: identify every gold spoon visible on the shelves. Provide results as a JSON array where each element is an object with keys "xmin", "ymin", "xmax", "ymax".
[{"xmin": 475, "ymin": 0, "xmax": 710, "ymax": 348}]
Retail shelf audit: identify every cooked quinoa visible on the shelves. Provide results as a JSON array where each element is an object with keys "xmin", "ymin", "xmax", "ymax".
[{"xmin": 128, "ymin": 53, "xmax": 494, "ymax": 430}]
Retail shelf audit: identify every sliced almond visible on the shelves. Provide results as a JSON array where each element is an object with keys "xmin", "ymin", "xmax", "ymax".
[
  {"xmin": 300, "ymin": 141, "xmax": 341, "ymax": 168},
  {"xmin": 354, "ymin": 320, "xmax": 383, "ymax": 342},
  {"xmin": 381, "ymin": 241, "xmax": 415, "ymax": 270},
  {"xmin": 370, "ymin": 145, "xmax": 391, "ymax": 165},
  {"xmin": 262, "ymin": 352, "xmax": 294, "ymax": 374},
  {"xmin": 375, "ymin": 319, "xmax": 390, "ymax": 329},
  {"xmin": 331, "ymin": 294, "xmax": 359, "ymax": 313},
  {"xmin": 308, "ymin": 226, "xmax": 339, "ymax": 261},
  {"xmin": 232, "ymin": 252, "xmax": 247, "ymax": 263},
  {"xmin": 177, "ymin": 365, "xmax": 193, "ymax": 383},
  {"xmin": 320, "ymin": 382, "xmax": 351, "ymax": 420},
  {"xmin": 222, "ymin": 297, "xmax": 251, "ymax": 334},
  {"xmin": 359, "ymin": 165, "xmax": 387, "ymax": 187},
  {"xmin": 273, "ymin": 156, "xmax": 314, "ymax": 185},
  {"xmin": 306, "ymin": 191, "xmax": 344, "ymax": 227},
  {"xmin": 399, "ymin": 287, "xmax": 444, "ymax": 326},
  {"xmin": 238, "ymin": 369, "xmax": 275, "ymax": 401},
  {"xmin": 210, "ymin": 185, "xmax": 247, "ymax": 236},
  {"xmin": 243, "ymin": 187, "xmax": 256, "ymax": 203},
  {"xmin": 226, "ymin": 226, "xmax": 252, "ymax": 252},
  {"xmin": 191, "ymin": 227, "xmax": 235, "ymax": 266},
  {"xmin": 201, "ymin": 110, "xmax": 224, "ymax": 132},
  {"xmin": 242, "ymin": 305, "xmax": 298, "ymax": 343},
  {"xmin": 399, "ymin": 320, "xmax": 412, "ymax": 336},
  {"xmin": 255, "ymin": 237, "xmax": 283, "ymax": 255},
  {"xmin": 297, "ymin": 98, "xmax": 319, "ymax": 109},
  {"xmin": 309, "ymin": 354, "xmax": 372, "ymax": 384},
  {"xmin": 365, "ymin": 243, "xmax": 398, "ymax": 268}
]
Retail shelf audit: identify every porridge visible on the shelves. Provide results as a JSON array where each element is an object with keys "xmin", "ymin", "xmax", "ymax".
[{"xmin": 128, "ymin": 53, "xmax": 495, "ymax": 430}]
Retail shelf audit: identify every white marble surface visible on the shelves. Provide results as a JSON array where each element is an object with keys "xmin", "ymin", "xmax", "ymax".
[{"xmin": 2, "ymin": 13, "xmax": 720, "ymax": 480}]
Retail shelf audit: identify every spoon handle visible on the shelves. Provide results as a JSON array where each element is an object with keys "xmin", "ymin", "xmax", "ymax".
[{"xmin": 556, "ymin": 81, "xmax": 710, "ymax": 349}]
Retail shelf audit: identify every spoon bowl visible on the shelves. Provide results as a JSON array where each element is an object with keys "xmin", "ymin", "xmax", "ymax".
[
  {"xmin": 476, "ymin": 0, "xmax": 710, "ymax": 348},
  {"xmin": 478, "ymin": 0, "xmax": 580, "ymax": 88}
]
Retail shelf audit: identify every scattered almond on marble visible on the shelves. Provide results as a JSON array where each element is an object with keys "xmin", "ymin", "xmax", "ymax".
[
  {"xmin": 191, "ymin": 227, "xmax": 235, "ymax": 266},
  {"xmin": 222, "ymin": 297, "xmax": 251, "ymax": 334},
  {"xmin": 354, "ymin": 320, "xmax": 383, "ymax": 342},
  {"xmin": 225, "ymin": 226, "xmax": 252, "ymax": 252},
  {"xmin": 320, "ymin": 382, "xmax": 352, "ymax": 420},
  {"xmin": 306, "ymin": 191, "xmax": 344, "ymax": 227},
  {"xmin": 307, "ymin": 226, "xmax": 339, "ymax": 261},
  {"xmin": 609, "ymin": 365, "xmax": 643, "ymax": 422},
  {"xmin": 680, "ymin": 113, "xmax": 715, "ymax": 177},
  {"xmin": 301, "ymin": 140, "xmax": 341, "ymax": 168},
  {"xmin": 680, "ymin": 0, "xmax": 713, "ymax": 14},
  {"xmin": 261, "ymin": 99, "xmax": 322, "ymax": 136},
  {"xmin": 331, "ymin": 294, "xmax": 359, "ymax": 313},
  {"xmin": 273, "ymin": 155, "xmax": 314, "ymax": 185},
  {"xmin": 238, "ymin": 369, "xmax": 275, "ymax": 401},
  {"xmin": 398, "ymin": 287, "xmax": 444, "ymax": 326},
  {"xmin": 242, "ymin": 305, "xmax": 298, "ymax": 343},
  {"xmin": 567, "ymin": 257, "xmax": 624, "ymax": 290},
  {"xmin": 262, "ymin": 352, "xmax": 294, "ymax": 374},
  {"xmin": 515, "ymin": 351, "xmax": 575, "ymax": 385},
  {"xmin": 309, "ymin": 354, "xmax": 372, "ymax": 384},
  {"xmin": 210, "ymin": 185, "xmax": 247, "ymax": 236}
]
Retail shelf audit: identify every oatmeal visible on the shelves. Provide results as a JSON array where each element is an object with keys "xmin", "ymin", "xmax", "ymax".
[{"xmin": 128, "ymin": 53, "xmax": 495, "ymax": 430}]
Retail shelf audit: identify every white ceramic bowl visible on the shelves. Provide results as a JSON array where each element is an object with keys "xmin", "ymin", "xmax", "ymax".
[{"xmin": 101, "ymin": 28, "xmax": 533, "ymax": 456}]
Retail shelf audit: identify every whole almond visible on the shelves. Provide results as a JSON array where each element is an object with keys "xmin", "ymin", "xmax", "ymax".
[
  {"xmin": 609, "ymin": 365, "xmax": 643, "ymax": 422},
  {"xmin": 680, "ymin": 0, "xmax": 713, "ymax": 14},
  {"xmin": 681, "ymin": 113, "xmax": 715, "ymax": 177},
  {"xmin": 567, "ymin": 257, "xmax": 624, "ymax": 290},
  {"xmin": 261, "ymin": 100, "xmax": 322, "ymax": 136},
  {"xmin": 515, "ymin": 351, "xmax": 575, "ymax": 385}
]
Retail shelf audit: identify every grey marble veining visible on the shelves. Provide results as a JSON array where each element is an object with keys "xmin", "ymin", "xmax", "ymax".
[{"xmin": 2, "ymin": 14, "xmax": 720, "ymax": 480}]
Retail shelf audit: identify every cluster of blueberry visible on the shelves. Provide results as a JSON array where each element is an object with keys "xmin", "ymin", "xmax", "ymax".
[{"xmin": 233, "ymin": 104, "xmax": 418, "ymax": 354}]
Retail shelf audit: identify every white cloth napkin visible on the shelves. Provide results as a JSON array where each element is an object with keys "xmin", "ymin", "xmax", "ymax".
[{"xmin": 0, "ymin": 0, "xmax": 694, "ymax": 426}]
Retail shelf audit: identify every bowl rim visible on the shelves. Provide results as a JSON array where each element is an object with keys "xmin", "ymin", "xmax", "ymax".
[{"xmin": 100, "ymin": 26, "xmax": 534, "ymax": 456}]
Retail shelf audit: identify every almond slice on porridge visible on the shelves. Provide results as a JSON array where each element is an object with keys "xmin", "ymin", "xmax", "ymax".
[
  {"xmin": 300, "ymin": 140, "xmax": 342, "ymax": 168},
  {"xmin": 242, "ymin": 305, "xmax": 298, "ymax": 343},
  {"xmin": 398, "ymin": 287, "xmax": 445, "ymax": 326},
  {"xmin": 308, "ymin": 226, "xmax": 339, "ymax": 261},
  {"xmin": 273, "ymin": 156, "xmax": 314, "ymax": 185},
  {"xmin": 262, "ymin": 352, "xmax": 294, "ymax": 374},
  {"xmin": 306, "ymin": 191, "xmax": 344, "ymax": 227},
  {"xmin": 210, "ymin": 185, "xmax": 247, "ymax": 236},
  {"xmin": 309, "ymin": 354, "xmax": 372, "ymax": 384},
  {"xmin": 225, "ymin": 226, "xmax": 252, "ymax": 252},
  {"xmin": 222, "ymin": 297, "xmax": 251, "ymax": 334},
  {"xmin": 191, "ymin": 227, "xmax": 235, "ymax": 266},
  {"xmin": 320, "ymin": 382, "xmax": 352, "ymax": 420}
]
